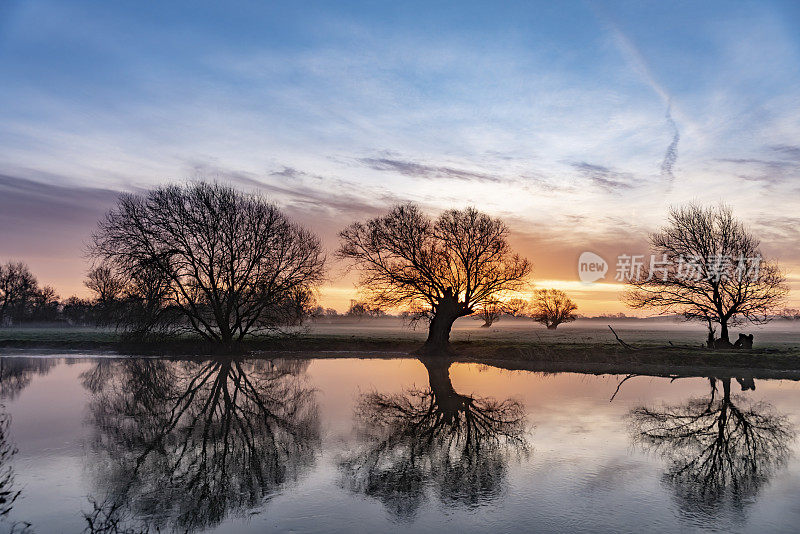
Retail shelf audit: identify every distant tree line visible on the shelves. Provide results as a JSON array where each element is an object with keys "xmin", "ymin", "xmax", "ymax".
[
  {"xmin": 0, "ymin": 183, "xmax": 790, "ymax": 353},
  {"xmin": 0, "ymin": 262, "xmax": 60, "ymax": 325}
]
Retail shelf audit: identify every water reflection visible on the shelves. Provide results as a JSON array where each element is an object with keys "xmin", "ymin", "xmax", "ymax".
[
  {"xmin": 340, "ymin": 358, "xmax": 529, "ymax": 519},
  {"xmin": 0, "ymin": 358, "xmax": 51, "ymax": 533},
  {"xmin": 82, "ymin": 357, "xmax": 320, "ymax": 533},
  {"xmin": 0, "ymin": 358, "xmax": 56, "ymax": 400},
  {"xmin": 0, "ymin": 410, "xmax": 19, "ymax": 521},
  {"xmin": 628, "ymin": 376, "xmax": 795, "ymax": 518}
]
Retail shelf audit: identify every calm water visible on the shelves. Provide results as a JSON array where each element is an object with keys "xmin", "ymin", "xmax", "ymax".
[{"xmin": 1, "ymin": 355, "xmax": 799, "ymax": 533}]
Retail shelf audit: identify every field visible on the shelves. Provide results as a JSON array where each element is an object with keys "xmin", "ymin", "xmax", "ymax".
[{"xmin": 2, "ymin": 317, "xmax": 800, "ymax": 378}]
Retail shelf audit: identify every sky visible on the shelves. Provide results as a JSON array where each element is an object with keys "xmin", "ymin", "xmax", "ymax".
[{"xmin": 1, "ymin": 0, "xmax": 799, "ymax": 314}]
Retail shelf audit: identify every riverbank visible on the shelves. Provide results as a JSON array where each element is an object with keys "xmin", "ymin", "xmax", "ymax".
[{"xmin": 2, "ymin": 324, "xmax": 800, "ymax": 375}]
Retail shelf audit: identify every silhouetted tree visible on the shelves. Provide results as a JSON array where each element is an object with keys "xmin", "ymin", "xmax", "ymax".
[
  {"xmin": 0, "ymin": 262, "xmax": 37, "ymax": 326},
  {"xmin": 84, "ymin": 265, "xmax": 124, "ymax": 326},
  {"xmin": 338, "ymin": 204, "xmax": 531, "ymax": 353},
  {"xmin": 346, "ymin": 300, "xmax": 368, "ymax": 319},
  {"xmin": 503, "ymin": 298, "xmax": 531, "ymax": 317},
  {"xmin": 61, "ymin": 296, "xmax": 94, "ymax": 326},
  {"xmin": 628, "ymin": 377, "xmax": 794, "ymax": 516},
  {"xmin": 476, "ymin": 297, "xmax": 504, "ymax": 327},
  {"xmin": 530, "ymin": 289, "xmax": 577, "ymax": 329},
  {"xmin": 346, "ymin": 300, "xmax": 385, "ymax": 319},
  {"xmin": 339, "ymin": 358, "xmax": 528, "ymax": 518},
  {"xmin": 90, "ymin": 182, "xmax": 326, "ymax": 345},
  {"xmin": 625, "ymin": 204, "xmax": 787, "ymax": 345},
  {"xmin": 82, "ymin": 357, "xmax": 320, "ymax": 532},
  {"xmin": 85, "ymin": 265, "xmax": 124, "ymax": 305},
  {"xmin": 27, "ymin": 285, "xmax": 59, "ymax": 322}
]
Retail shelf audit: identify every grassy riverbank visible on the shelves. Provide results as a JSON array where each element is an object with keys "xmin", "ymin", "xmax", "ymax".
[{"xmin": 2, "ymin": 320, "xmax": 800, "ymax": 376}]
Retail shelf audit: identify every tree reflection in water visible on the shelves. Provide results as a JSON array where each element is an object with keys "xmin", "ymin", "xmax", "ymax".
[
  {"xmin": 340, "ymin": 358, "xmax": 529, "ymax": 519},
  {"xmin": 0, "ymin": 357, "xmax": 52, "ymax": 533},
  {"xmin": 0, "ymin": 357, "xmax": 56, "ymax": 401},
  {"xmin": 628, "ymin": 377, "xmax": 795, "ymax": 517},
  {"xmin": 81, "ymin": 357, "xmax": 320, "ymax": 533}
]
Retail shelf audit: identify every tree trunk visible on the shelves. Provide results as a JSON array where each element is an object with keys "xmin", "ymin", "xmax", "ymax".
[
  {"xmin": 421, "ymin": 358, "xmax": 469, "ymax": 421},
  {"xmin": 547, "ymin": 324, "xmax": 557, "ymax": 330},
  {"xmin": 423, "ymin": 311, "xmax": 459, "ymax": 352},
  {"xmin": 719, "ymin": 320, "xmax": 730, "ymax": 344},
  {"xmin": 419, "ymin": 290, "xmax": 464, "ymax": 355}
]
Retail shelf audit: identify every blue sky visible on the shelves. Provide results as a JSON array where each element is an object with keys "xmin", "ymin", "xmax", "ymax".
[{"xmin": 1, "ymin": 1, "xmax": 799, "ymax": 310}]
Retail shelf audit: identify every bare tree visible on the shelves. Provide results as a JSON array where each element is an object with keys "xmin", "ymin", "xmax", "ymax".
[
  {"xmin": 85, "ymin": 265, "xmax": 124, "ymax": 304},
  {"xmin": 28, "ymin": 285, "xmax": 59, "ymax": 322},
  {"xmin": 624, "ymin": 204, "xmax": 787, "ymax": 345},
  {"xmin": 503, "ymin": 298, "xmax": 531, "ymax": 318},
  {"xmin": 530, "ymin": 289, "xmax": 577, "ymax": 329},
  {"xmin": 476, "ymin": 297, "xmax": 504, "ymax": 327},
  {"xmin": 345, "ymin": 300, "xmax": 384, "ymax": 319},
  {"xmin": 90, "ymin": 182, "xmax": 326, "ymax": 345},
  {"xmin": 0, "ymin": 262, "xmax": 37, "ymax": 326},
  {"xmin": 338, "ymin": 204, "xmax": 531, "ymax": 353},
  {"xmin": 84, "ymin": 265, "xmax": 126, "ymax": 326}
]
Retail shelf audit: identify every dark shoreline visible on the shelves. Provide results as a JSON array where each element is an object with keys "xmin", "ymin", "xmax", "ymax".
[{"xmin": 2, "ymin": 331, "xmax": 800, "ymax": 379}]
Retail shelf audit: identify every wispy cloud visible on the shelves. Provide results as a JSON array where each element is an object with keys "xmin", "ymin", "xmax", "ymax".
[
  {"xmin": 718, "ymin": 144, "xmax": 800, "ymax": 187},
  {"xmin": 189, "ymin": 162, "xmax": 395, "ymax": 219},
  {"xmin": 571, "ymin": 162, "xmax": 635, "ymax": 192},
  {"xmin": 770, "ymin": 144, "xmax": 800, "ymax": 161},
  {"xmin": 358, "ymin": 157, "xmax": 502, "ymax": 183}
]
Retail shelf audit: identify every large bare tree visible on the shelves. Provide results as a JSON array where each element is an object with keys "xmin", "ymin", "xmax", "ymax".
[
  {"xmin": 90, "ymin": 182, "xmax": 326, "ymax": 345},
  {"xmin": 625, "ymin": 204, "xmax": 787, "ymax": 345},
  {"xmin": 338, "ymin": 204, "xmax": 531, "ymax": 353}
]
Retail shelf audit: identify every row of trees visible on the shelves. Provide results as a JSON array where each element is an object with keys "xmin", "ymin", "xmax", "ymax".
[
  {"xmin": 2, "ymin": 183, "xmax": 790, "ymax": 352},
  {"xmin": 473, "ymin": 290, "xmax": 578, "ymax": 329},
  {"xmin": 0, "ymin": 262, "xmax": 60, "ymax": 325}
]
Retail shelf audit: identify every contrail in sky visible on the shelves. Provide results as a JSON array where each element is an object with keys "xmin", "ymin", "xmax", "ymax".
[
  {"xmin": 661, "ymin": 102, "xmax": 679, "ymax": 182},
  {"xmin": 595, "ymin": 7, "xmax": 681, "ymax": 183}
]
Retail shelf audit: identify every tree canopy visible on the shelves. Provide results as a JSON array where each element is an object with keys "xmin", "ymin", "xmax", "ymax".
[
  {"xmin": 338, "ymin": 204, "xmax": 531, "ymax": 351},
  {"xmin": 530, "ymin": 289, "xmax": 577, "ymax": 329},
  {"xmin": 625, "ymin": 204, "xmax": 787, "ymax": 343},
  {"xmin": 90, "ymin": 182, "xmax": 326, "ymax": 344}
]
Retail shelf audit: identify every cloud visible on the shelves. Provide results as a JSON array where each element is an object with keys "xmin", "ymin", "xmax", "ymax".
[
  {"xmin": 0, "ymin": 174, "xmax": 119, "ymax": 241},
  {"xmin": 0, "ymin": 174, "xmax": 121, "ymax": 293},
  {"xmin": 570, "ymin": 162, "xmax": 635, "ymax": 192},
  {"xmin": 358, "ymin": 157, "xmax": 503, "ymax": 183},
  {"xmin": 188, "ymin": 162, "xmax": 398, "ymax": 220},
  {"xmin": 751, "ymin": 215, "xmax": 800, "ymax": 262},
  {"xmin": 770, "ymin": 144, "xmax": 800, "ymax": 161},
  {"xmin": 270, "ymin": 166, "xmax": 304, "ymax": 179},
  {"xmin": 660, "ymin": 104, "xmax": 679, "ymax": 183},
  {"xmin": 718, "ymin": 146, "xmax": 800, "ymax": 187}
]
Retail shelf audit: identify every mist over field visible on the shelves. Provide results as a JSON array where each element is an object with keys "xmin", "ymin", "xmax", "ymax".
[{"xmin": 303, "ymin": 315, "xmax": 800, "ymax": 348}]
